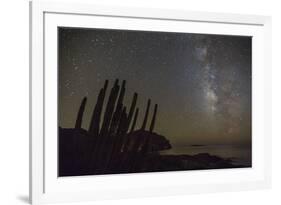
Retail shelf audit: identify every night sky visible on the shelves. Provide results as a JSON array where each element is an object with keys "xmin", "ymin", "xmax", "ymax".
[{"xmin": 58, "ymin": 27, "xmax": 252, "ymax": 147}]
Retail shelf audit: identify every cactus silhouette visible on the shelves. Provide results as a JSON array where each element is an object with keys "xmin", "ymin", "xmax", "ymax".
[
  {"xmin": 75, "ymin": 97, "xmax": 87, "ymax": 129},
  {"xmin": 59, "ymin": 79, "xmax": 168, "ymax": 175},
  {"xmin": 120, "ymin": 92, "xmax": 138, "ymax": 154},
  {"xmin": 94, "ymin": 80, "xmax": 120, "ymax": 172},
  {"xmin": 99, "ymin": 79, "xmax": 120, "ymax": 137},
  {"xmin": 149, "ymin": 104, "xmax": 158, "ymax": 132},
  {"xmin": 130, "ymin": 108, "xmax": 139, "ymax": 133},
  {"xmin": 126, "ymin": 93, "xmax": 138, "ymax": 131},
  {"xmin": 105, "ymin": 106, "xmax": 128, "ymax": 172},
  {"xmin": 88, "ymin": 80, "xmax": 108, "ymax": 136},
  {"xmin": 141, "ymin": 99, "xmax": 151, "ymax": 130},
  {"xmin": 109, "ymin": 80, "xmax": 126, "ymax": 136}
]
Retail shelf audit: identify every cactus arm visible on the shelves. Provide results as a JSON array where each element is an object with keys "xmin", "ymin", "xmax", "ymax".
[
  {"xmin": 141, "ymin": 99, "xmax": 151, "ymax": 130},
  {"xmin": 99, "ymin": 79, "xmax": 120, "ymax": 137},
  {"xmin": 130, "ymin": 108, "xmax": 139, "ymax": 133},
  {"xmin": 149, "ymin": 104, "xmax": 158, "ymax": 133},
  {"xmin": 75, "ymin": 97, "xmax": 87, "ymax": 129},
  {"xmin": 88, "ymin": 80, "xmax": 108, "ymax": 136},
  {"xmin": 126, "ymin": 93, "xmax": 138, "ymax": 132},
  {"xmin": 109, "ymin": 80, "xmax": 126, "ymax": 135}
]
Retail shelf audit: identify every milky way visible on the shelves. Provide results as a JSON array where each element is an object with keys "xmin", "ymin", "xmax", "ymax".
[{"xmin": 59, "ymin": 27, "xmax": 252, "ymax": 146}]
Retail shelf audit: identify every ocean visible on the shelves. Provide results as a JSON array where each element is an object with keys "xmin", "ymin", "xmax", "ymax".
[{"xmin": 159, "ymin": 144, "xmax": 252, "ymax": 167}]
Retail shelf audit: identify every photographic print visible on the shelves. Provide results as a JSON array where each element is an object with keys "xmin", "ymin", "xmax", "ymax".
[{"xmin": 58, "ymin": 27, "xmax": 252, "ymax": 177}]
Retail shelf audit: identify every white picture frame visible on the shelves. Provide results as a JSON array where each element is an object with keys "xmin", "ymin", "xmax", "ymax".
[{"xmin": 30, "ymin": 1, "xmax": 272, "ymax": 204}]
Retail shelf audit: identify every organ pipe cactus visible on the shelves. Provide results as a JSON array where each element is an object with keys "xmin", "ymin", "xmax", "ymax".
[
  {"xmin": 109, "ymin": 80, "xmax": 126, "ymax": 136},
  {"xmin": 71, "ymin": 79, "xmax": 161, "ymax": 174},
  {"xmin": 130, "ymin": 108, "xmax": 139, "ymax": 133},
  {"xmin": 75, "ymin": 97, "xmax": 87, "ymax": 129},
  {"xmin": 88, "ymin": 80, "xmax": 108, "ymax": 136},
  {"xmin": 99, "ymin": 79, "xmax": 120, "ymax": 137},
  {"xmin": 141, "ymin": 99, "xmax": 151, "ymax": 130},
  {"xmin": 126, "ymin": 93, "xmax": 138, "ymax": 131},
  {"xmin": 149, "ymin": 104, "xmax": 158, "ymax": 132}
]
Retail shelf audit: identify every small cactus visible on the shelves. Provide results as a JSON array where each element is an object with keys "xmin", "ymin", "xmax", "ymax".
[
  {"xmin": 149, "ymin": 104, "xmax": 158, "ymax": 132},
  {"xmin": 99, "ymin": 79, "xmax": 120, "ymax": 137},
  {"xmin": 141, "ymin": 99, "xmax": 151, "ymax": 130},
  {"xmin": 88, "ymin": 80, "xmax": 108, "ymax": 136},
  {"xmin": 130, "ymin": 108, "xmax": 139, "ymax": 133},
  {"xmin": 75, "ymin": 97, "xmax": 87, "ymax": 129},
  {"xmin": 126, "ymin": 93, "xmax": 138, "ymax": 132},
  {"xmin": 109, "ymin": 80, "xmax": 126, "ymax": 135}
]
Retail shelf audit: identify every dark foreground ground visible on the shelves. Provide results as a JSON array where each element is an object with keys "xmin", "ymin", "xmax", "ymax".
[{"xmin": 59, "ymin": 128, "xmax": 247, "ymax": 177}]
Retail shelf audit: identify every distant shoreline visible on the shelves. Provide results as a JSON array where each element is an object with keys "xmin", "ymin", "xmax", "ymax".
[{"xmin": 190, "ymin": 144, "xmax": 205, "ymax": 147}]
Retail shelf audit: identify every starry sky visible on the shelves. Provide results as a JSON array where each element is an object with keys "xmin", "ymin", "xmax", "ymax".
[{"xmin": 58, "ymin": 27, "xmax": 252, "ymax": 147}]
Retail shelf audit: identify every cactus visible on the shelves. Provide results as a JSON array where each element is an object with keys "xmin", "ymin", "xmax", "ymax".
[
  {"xmin": 89, "ymin": 80, "xmax": 108, "ymax": 171},
  {"xmin": 119, "ymin": 93, "xmax": 138, "ymax": 155},
  {"xmin": 117, "ymin": 106, "xmax": 128, "ymax": 136},
  {"xmin": 99, "ymin": 79, "xmax": 120, "ymax": 137},
  {"xmin": 105, "ymin": 106, "xmax": 128, "ymax": 172},
  {"xmin": 99, "ymin": 81, "xmax": 126, "ymax": 172},
  {"xmin": 68, "ymin": 79, "xmax": 163, "ymax": 174},
  {"xmin": 94, "ymin": 80, "xmax": 120, "ymax": 173},
  {"xmin": 120, "ymin": 107, "xmax": 140, "ymax": 164},
  {"xmin": 126, "ymin": 93, "xmax": 138, "ymax": 131},
  {"xmin": 75, "ymin": 97, "xmax": 87, "ymax": 129},
  {"xmin": 141, "ymin": 99, "xmax": 151, "ymax": 130},
  {"xmin": 103, "ymin": 79, "xmax": 109, "ymax": 90},
  {"xmin": 109, "ymin": 80, "xmax": 126, "ymax": 135},
  {"xmin": 136, "ymin": 104, "xmax": 158, "ymax": 171},
  {"xmin": 149, "ymin": 104, "xmax": 158, "ymax": 132},
  {"xmin": 88, "ymin": 80, "xmax": 108, "ymax": 136},
  {"xmin": 130, "ymin": 108, "xmax": 139, "ymax": 133}
]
